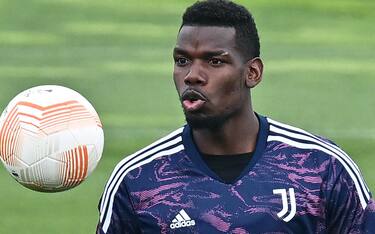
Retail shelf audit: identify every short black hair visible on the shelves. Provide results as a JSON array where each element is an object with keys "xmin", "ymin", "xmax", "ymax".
[{"xmin": 180, "ymin": 0, "xmax": 260, "ymax": 60}]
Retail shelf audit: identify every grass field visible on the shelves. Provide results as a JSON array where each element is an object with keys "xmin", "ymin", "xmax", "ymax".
[{"xmin": 0, "ymin": 0, "xmax": 374, "ymax": 233}]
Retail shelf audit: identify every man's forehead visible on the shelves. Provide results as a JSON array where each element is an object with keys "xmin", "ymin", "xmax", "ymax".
[{"xmin": 176, "ymin": 25, "xmax": 236, "ymax": 49}]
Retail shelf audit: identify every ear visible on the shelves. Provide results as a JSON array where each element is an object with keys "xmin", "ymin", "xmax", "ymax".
[{"xmin": 245, "ymin": 57, "xmax": 263, "ymax": 88}]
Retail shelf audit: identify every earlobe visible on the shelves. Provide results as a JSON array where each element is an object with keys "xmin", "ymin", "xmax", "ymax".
[{"xmin": 245, "ymin": 57, "xmax": 263, "ymax": 88}]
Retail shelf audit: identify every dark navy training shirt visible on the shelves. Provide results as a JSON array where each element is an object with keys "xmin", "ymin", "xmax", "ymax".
[{"xmin": 97, "ymin": 115, "xmax": 375, "ymax": 233}]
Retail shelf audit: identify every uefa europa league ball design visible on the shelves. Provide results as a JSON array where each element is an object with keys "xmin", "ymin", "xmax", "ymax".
[{"xmin": 0, "ymin": 85, "xmax": 104, "ymax": 192}]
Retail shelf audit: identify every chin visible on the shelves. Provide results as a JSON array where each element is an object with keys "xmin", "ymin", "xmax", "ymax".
[{"xmin": 185, "ymin": 112, "xmax": 231, "ymax": 130}]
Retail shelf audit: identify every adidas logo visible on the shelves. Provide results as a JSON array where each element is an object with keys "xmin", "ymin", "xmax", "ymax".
[{"xmin": 170, "ymin": 209, "xmax": 196, "ymax": 229}]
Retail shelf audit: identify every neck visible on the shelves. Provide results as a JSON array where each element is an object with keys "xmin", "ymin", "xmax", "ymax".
[{"xmin": 192, "ymin": 110, "xmax": 259, "ymax": 155}]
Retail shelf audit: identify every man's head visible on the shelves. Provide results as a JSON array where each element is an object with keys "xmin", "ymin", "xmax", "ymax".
[
  {"xmin": 181, "ymin": 0, "xmax": 260, "ymax": 61},
  {"xmin": 173, "ymin": 0, "xmax": 263, "ymax": 130}
]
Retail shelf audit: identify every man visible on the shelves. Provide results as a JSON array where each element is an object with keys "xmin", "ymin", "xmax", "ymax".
[{"xmin": 97, "ymin": 0, "xmax": 375, "ymax": 233}]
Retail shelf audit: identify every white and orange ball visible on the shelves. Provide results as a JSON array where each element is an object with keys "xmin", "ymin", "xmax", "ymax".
[{"xmin": 0, "ymin": 85, "xmax": 104, "ymax": 192}]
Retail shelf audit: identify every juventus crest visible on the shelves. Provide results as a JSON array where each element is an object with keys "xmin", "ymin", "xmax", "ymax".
[{"xmin": 273, "ymin": 188, "xmax": 296, "ymax": 222}]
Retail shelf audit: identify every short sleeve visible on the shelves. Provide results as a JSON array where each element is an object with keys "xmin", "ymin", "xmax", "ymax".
[
  {"xmin": 325, "ymin": 157, "xmax": 372, "ymax": 233},
  {"xmin": 97, "ymin": 181, "xmax": 140, "ymax": 234}
]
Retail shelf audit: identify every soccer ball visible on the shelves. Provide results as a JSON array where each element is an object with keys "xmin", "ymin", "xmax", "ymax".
[{"xmin": 0, "ymin": 85, "xmax": 104, "ymax": 192}]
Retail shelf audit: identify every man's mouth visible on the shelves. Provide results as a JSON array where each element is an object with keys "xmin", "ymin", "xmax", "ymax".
[{"xmin": 181, "ymin": 90, "xmax": 207, "ymax": 112}]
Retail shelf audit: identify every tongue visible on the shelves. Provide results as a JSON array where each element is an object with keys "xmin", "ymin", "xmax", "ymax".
[{"xmin": 183, "ymin": 99, "xmax": 205, "ymax": 111}]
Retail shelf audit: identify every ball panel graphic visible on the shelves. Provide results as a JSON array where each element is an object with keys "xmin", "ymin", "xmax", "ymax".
[{"xmin": 0, "ymin": 85, "xmax": 104, "ymax": 192}]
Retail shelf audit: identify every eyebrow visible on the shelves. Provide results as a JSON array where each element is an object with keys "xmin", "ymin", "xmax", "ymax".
[{"xmin": 173, "ymin": 48, "xmax": 230, "ymax": 58}]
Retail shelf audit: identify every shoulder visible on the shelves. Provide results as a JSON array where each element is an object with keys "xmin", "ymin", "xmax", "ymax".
[
  {"xmin": 98, "ymin": 127, "xmax": 185, "ymax": 225},
  {"xmin": 266, "ymin": 117, "xmax": 357, "ymax": 172},
  {"xmin": 109, "ymin": 126, "xmax": 185, "ymax": 184},
  {"xmin": 266, "ymin": 117, "xmax": 371, "ymax": 209},
  {"xmin": 267, "ymin": 117, "xmax": 345, "ymax": 160}
]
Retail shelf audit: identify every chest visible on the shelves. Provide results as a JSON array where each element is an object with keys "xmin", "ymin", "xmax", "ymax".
[{"xmin": 128, "ymin": 164, "xmax": 326, "ymax": 233}]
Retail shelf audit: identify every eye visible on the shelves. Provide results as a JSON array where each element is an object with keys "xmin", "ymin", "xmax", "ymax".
[
  {"xmin": 208, "ymin": 58, "xmax": 223, "ymax": 66},
  {"xmin": 175, "ymin": 57, "xmax": 189, "ymax": 66}
]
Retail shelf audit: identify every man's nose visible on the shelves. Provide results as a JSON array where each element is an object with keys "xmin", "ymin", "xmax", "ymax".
[{"xmin": 184, "ymin": 62, "xmax": 206, "ymax": 86}]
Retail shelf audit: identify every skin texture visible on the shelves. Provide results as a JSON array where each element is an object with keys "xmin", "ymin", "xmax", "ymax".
[{"xmin": 173, "ymin": 26, "xmax": 264, "ymax": 155}]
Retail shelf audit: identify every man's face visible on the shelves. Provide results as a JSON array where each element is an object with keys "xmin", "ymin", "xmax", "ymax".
[
  {"xmin": 173, "ymin": 26, "xmax": 249, "ymax": 129},
  {"xmin": 173, "ymin": 26, "xmax": 253, "ymax": 128}
]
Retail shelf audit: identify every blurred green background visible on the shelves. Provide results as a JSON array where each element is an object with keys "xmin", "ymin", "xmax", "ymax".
[{"xmin": 0, "ymin": 0, "xmax": 374, "ymax": 233}]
